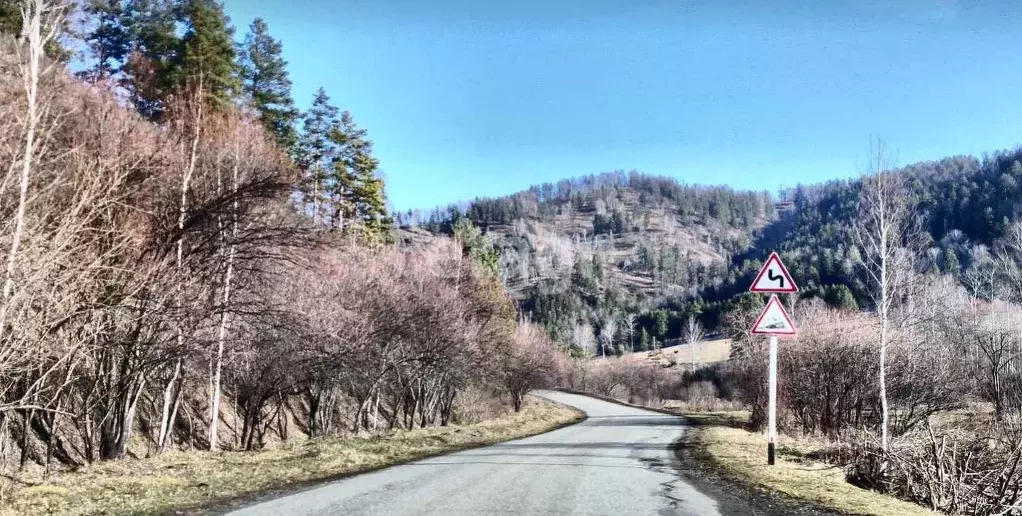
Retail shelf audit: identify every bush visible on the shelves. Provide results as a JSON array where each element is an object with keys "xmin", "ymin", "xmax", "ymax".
[
  {"xmin": 727, "ymin": 300, "xmax": 968, "ymax": 436},
  {"xmin": 848, "ymin": 423, "xmax": 1022, "ymax": 515}
]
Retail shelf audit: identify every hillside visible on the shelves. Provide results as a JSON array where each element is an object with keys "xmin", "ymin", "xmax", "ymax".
[
  {"xmin": 403, "ymin": 148, "xmax": 1022, "ymax": 357},
  {"xmin": 396, "ymin": 171, "xmax": 772, "ymax": 353},
  {"xmin": 399, "ymin": 171, "xmax": 770, "ymax": 296}
]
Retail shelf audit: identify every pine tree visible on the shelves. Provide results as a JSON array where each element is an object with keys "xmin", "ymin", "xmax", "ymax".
[
  {"xmin": 0, "ymin": 1, "xmax": 18, "ymax": 36},
  {"xmin": 121, "ymin": 0, "xmax": 180, "ymax": 120},
  {"xmin": 452, "ymin": 218, "xmax": 499, "ymax": 275},
  {"xmin": 944, "ymin": 247, "xmax": 961, "ymax": 276},
  {"xmin": 653, "ymin": 310, "xmax": 668, "ymax": 339},
  {"xmin": 639, "ymin": 327, "xmax": 650, "ymax": 351},
  {"xmin": 824, "ymin": 284, "xmax": 858, "ymax": 311},
  {"xmin": 80, "ymin": 0, "xmax": 131, "ymax": 82},
  {"xmin": 0, "ymin": 0, "xmax": 70, "ymax": 60},
  {"xmin": 174, "ymin": 0, "xmax": 239, "ymax": 110},
  {"xmin": 239, "ymin": 18, "xmax": 299, "ymax": 153},
  {"xmin": 297, "ymin": 88, "xmax": 340, "ymax": 222},
  {"xmin": 327, "ymin": 111, "xmax": 391, "ymax": 238}
]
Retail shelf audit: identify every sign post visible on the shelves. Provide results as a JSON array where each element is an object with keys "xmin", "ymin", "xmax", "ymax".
[
  {"xmin": 749, "ymin": 253, "xmax": 798, "ymax": 466},
  {"xmin": 768, "ymin": 335, "xmax": 777, "ymax": 465}
]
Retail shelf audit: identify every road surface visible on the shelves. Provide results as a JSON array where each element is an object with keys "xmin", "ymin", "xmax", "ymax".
[{"xmin": 229, "ymin": 390, "xmax": 723, "ymax": 516}]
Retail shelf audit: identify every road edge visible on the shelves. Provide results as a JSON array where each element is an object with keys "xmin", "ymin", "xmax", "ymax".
[
  {"xmin": 192, "ymin": 394, "xmax": 586, "ymax": 516},
  {"xmin": 553, "ymin": 389, "xmax": 841, "ymax": 516}
]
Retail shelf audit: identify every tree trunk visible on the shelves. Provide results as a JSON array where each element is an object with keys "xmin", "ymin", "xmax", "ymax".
[
  {"xmin": 157, "ymin": 359, "xmax": 182, "ymax": 453},
  {"xmin": 19, "ymin": 409, "xmax": 33, "ymax": 471},
  {"xmin": 371, "ymin": 392, "xmax": 380, "ymax": 432},
  {"xmin": 0, "ymin": 0, "xmax": 49, "ymax": 338},
  {"xmin": 879, "ymin": 314, "xmax": 890, "ymax": 452},
  {"xmin": 164, "ymin": 74, "xmax": 204, "ymax": 453},
  {"xmin": 306, "ymin": 389, "xmax": 321, "ymax": 437},
  {"xmin": 209, "ymin": 139, "xmax": 240, "ymax": 451},
  {"xmin": 878, "ymin": 196, "xmax": 890, "ymax": 454}
]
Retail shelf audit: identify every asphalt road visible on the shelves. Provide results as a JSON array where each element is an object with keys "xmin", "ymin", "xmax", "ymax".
[{"xmin": 228, "ymin": 391, "xmax": 724, "ymax": 516}]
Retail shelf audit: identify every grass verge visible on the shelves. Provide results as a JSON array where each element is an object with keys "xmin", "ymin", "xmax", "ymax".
[
  {"xmin": 1, "ymin": 395, "xmax": 583, "ymax": 516},
  {"xmin": 681, "ymin": 411, "xmax": 939, "ymax": 516}
]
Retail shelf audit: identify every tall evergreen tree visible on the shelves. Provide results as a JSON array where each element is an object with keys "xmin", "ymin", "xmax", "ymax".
[
  {"xmin": 80, "ymin": 0, "xmax": 131, "ymax": 82},
  {"xmin": 326, "ymin": 111, "xmax": 391, "ymax": 237},
  {"xmin": 174, "ymin": 0, "xmax": 239, "ymax": 110},
  {"xmin": 653, "ymin": 310, "xmax": 669, "ymax": 339},
  {"xmin": 0, "ymin": 0, "xmax": 71, "ymax": 60},
  {"xmin": 121, "ymin": 0, "xmax": 180, "ymax": 120},
  {"xmin": 639, "ymin": 327, "xmax": 650, "ymax": 351},
  {"xmin": 297, "ymin": 88, "xmax": 340, "ymax": 222},
  {"xmin": 0, "ymin": 0, "xmax": 18, "ymax": 37},
  {"xmin": 944, "ymin": 247, "xmax": 961, "ymax": 276},
  {"xmin": 239, "ymin": 18, "xmax": 299, "ymax": 153}
]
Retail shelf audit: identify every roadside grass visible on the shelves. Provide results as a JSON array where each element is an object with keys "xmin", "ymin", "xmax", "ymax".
[
  {"xmin": 679, "ymin": 410, "xmax": 939, "ymax": 516},
  {"xmin": 1, "ymin": 396, "xmax": 582, "ymax": 516}
]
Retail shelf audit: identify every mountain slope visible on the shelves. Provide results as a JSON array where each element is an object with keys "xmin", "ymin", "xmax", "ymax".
[{"xmin": 401, "ymin": 148, "xmax": 1022, "ymax": 355}]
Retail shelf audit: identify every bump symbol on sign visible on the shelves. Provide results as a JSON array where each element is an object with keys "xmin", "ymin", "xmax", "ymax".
[
  {"xmin": 750, "ymin": 295, "xmax": 797, "ymax": 336},
  {"xmin": 750, "ymin": 252, "xmax": 798, "ymax": 293}
]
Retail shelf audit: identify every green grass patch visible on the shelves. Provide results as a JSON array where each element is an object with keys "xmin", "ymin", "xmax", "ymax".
[{"xmin": 1, "ymin": 396, "xmax": 582, "ymax": 516}]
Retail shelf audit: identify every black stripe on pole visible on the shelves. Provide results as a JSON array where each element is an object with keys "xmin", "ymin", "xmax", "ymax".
[{"xmin": 768, "ymin": 442, "xmax": 776, "ymax": 465}]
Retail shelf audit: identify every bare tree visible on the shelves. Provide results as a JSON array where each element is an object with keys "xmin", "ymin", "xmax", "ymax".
[
  {"xmin": 0, "ymin": 0, "xmax": 63, "ymax": 341},
  {"xmin": 623, "ymin": 313, "xmax": 636, "ymax": 352},
  {"xmin": 599, "ymin": 312, "xmax": 617, "ymax": 358},
  {"xmin": 683, "ymin": 314, "xmax": 704, "ymax": 371},
  {"xmin": 853, "ymin": 138, "xmax": 904, "ymax": 453},
  {"xmin": 572, "ymin": 321, "xmax": 595, "ymax": 357},
  {"xmin": 505, "ymin": 322, "xmax": 558, "ymax": 412}
]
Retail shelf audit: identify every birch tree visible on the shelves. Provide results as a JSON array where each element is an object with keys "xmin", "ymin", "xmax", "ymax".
[
  {"xmin": 624, "ymin": 313, "xmax": 636, "ymax": 352},
  {"xmin": 0, "ymin": 0, "xmax": 62, "ymax": 341},
  {"xmin": 599, "ymin": 312, "xmax": 617, "ymax": 357},
  {"xmin": 684, "ymin": 314, "xmax": 704, "ymax": 371},
  {"xmin": 853, "ymin": 139, "xmax": 908, "ymax": 452},
  {"xmin": 207, "ymin": 117, "xmax": 246, "ymax": 450}
]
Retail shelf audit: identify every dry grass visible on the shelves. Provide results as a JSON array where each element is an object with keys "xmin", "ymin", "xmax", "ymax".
[
  {"xmin": 0, "ymin": 396, "xmax": 582, "ymax": 516},
  {"xmin": 681, "ymin": 411, "xmax": 939, "ymax": 516},
  {"xmin": 613, "ymin": 338, "xmax": 732, "ymax": 367}
]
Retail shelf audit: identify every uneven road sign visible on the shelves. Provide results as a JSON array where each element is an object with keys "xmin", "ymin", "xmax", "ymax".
[
  {"xmin": 750, "ymin": 294, "xmax": 797, "ymax": 336},
  {"xmin": 750, "ymin": 252, "xmax": 798, "ymax": 293}
]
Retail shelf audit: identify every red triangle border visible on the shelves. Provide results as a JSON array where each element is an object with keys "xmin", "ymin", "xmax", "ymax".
[
  {"xmin": 749, "ymin": 251, "xmax": 799, "ymax": 293},
  {"xmin": 750, "ymin": 295, "xmax": 798, "ymax": 336}
]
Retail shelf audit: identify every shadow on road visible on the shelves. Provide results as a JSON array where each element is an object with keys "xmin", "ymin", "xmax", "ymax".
[
  {"xmin": 486, "ymin": 441, "xmax": 672, "ymax": 450},
  {"xmin": 577, "ymin": 415, "xmax": 686, "ymax": 427},
  {"xmin": 406, "ymin": 460, "xmax": 654, "ymax": 469}
]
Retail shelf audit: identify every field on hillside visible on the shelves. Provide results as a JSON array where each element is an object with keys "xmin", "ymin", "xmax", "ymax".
[{"xmin": 601, "ymin": 338, "xmax": 732, "ymax": 367}]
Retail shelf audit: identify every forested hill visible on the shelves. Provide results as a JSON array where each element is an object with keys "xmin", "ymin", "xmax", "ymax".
[{"xmin": 400, "ymin": 149, "xmax": 1022, "ymax": 356}]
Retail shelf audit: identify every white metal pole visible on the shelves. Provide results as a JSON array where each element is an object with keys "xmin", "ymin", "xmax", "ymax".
[{"xmin": 768, "ymin": 335, "xmax": 778, "ymax": 465}]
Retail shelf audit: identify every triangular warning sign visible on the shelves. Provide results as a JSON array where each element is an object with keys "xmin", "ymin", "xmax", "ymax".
[
  {"xmin": 751, "ymin": 295, "xmax": 797, "ymax": 336},
  {"xmin": 750, "ymin": 252, "xmax": 798, "ymax": 293}
]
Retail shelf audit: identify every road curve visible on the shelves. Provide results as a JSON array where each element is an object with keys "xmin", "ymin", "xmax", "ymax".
[{"xmin": 228, "ymin": 390, "xmax": 722, "ymax": 516}]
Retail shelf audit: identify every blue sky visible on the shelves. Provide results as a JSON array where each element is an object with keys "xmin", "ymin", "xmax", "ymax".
[{"xmin": 223, "ymin": 0, "xmax": 1022, "ymax": 211}]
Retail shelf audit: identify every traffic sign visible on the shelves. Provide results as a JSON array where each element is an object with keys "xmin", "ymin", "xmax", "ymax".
[
  {"xmin": 750, "ymin": 252, "xmax": 798, "ymax": 293},
  {"xmin": 750, "ymin": 295, "xmax": 797, "ymax": 336}
]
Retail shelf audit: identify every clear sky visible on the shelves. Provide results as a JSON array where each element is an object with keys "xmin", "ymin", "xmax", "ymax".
[{"xmin": 222, "ymin": 0, "xmax": 1022, "ymax": 211}]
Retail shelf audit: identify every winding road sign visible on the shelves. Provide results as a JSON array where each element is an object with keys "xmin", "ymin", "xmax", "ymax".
[{"xmin": 750, "ymin": 252, "xmax": 798, "ymax": 293}]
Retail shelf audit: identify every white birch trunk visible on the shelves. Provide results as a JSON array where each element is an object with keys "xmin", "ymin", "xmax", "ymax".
[
  {"xmin": 208, "ymin": 132, "xmax": 240, "ymax": 451},
  {"xmin": 878, "ymin": 196, "xmax": 890, "ymax": 453},
  {"xmin": 159, "ymin": 75, "xmax": 204, "ymax": 453},
  {"xmin": 0, "ymin": 0, "xmax": 53, "ymax": 338},
  {"xmin": 157, "ymin": 358, "xmax": 182, "ymax": 450}
]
